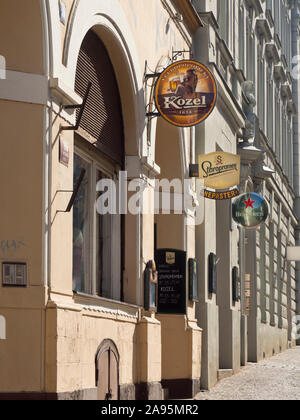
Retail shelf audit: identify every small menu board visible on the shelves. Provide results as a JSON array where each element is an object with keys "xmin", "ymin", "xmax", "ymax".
[{"xmin": 155, "ymin": 249, "xmax": 187, "ymax": 315}]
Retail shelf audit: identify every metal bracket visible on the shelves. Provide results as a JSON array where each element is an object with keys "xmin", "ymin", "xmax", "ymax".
[
  {"xmin": 144, "ymin": 66, "xmax": 162, "ymax": 118},
  {"xmin": 172, "ymin": 50, "xmax": 192, "ymax": 62},
  {"xmin": 61, "ymin": 82, "xmax": 92, "ymax": 131},
  {"xmin": 146, "ymin": 111, "xmax": 161, "ymax": 118},
  {"xmin": 145, "ymin": 72, "xmax": 162, "ymax": 81}
]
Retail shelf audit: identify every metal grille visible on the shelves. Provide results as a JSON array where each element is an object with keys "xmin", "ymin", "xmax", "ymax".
[
  {"xmin": 2, "ymin": 263, "xmax": 27, "ymax": 287},
  {"xmin": 75, "ymin": 30, "xmax": 124, "ymax": 165}
]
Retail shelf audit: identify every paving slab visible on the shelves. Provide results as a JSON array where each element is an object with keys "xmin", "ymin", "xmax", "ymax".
[{"xmin": 195, "ymin": 347, "xmax": 300, "ymax": 400}]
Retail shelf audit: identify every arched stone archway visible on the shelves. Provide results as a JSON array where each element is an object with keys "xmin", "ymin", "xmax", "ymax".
[{"xmin": 56, "ymin": 0, "xmax": 146, "ymax": 157}]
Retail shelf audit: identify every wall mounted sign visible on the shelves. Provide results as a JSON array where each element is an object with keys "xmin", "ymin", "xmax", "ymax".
[
  {"xmin": 144, "ymin": 260, "xmax": 158, "ymax": 312},
  {"xmin": 188, "ymin": 258, "xmax": 199, "ymax": 302},
  {"xmin": 155, "ymin": 249, "xmax": 186, "ymax": 314},
  {"xmin": 154, "ymin": 60, "xmax": 217, "ymax": 127},
  {"xmin": 208, "ymin": 253, "xmax": 217, "ymax": 295},
  {"xmin": 59, "ymin": 139, "xmax": 70, "ymax": 167},
  {"xmin": 199, "ymin": 152, "xmax": 241, "ymax": 190},
  {"xmin": 232, "ymin": 193, "xmax": 269, "ymax": 229},
  {"xmin": 204, "ymin": 189, "xmax": 239, "ymax": 201},
  {"xmin": 232, "ymin": 266, "xmax": 240, "ymax": 303}
]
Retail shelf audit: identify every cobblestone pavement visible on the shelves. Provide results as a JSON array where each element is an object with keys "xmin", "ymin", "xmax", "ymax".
[{"xmin": 195, "ymin": 347, "xmax": 300, "ymax": 400}]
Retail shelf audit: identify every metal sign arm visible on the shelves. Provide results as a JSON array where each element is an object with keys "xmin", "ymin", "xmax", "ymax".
[{"xmin": 61, "ymin": 82, "xmax": 92, "ymax": 131}]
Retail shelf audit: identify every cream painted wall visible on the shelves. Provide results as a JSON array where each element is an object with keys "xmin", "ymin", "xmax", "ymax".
[
  {"xmin": 0, "ymin": 308, "xmax": 44, "ymax": 392},
  {"xmin": 46, "ymin": 306, "xmax": 162, "ymax": 393},
  {"xmin": 0, "ymin": 98, "xmax": 46, "ymax": 392},
  {"xmin": 0, "ymin": 0, "xmax": 44, "ymax": 74},
  {"xmin": 0, "ymin": 101, "xmax": 44, "ymax": 288},
  {"xmin": 49, "ymin": 113, "xmax": 74, "ymax": 297}
]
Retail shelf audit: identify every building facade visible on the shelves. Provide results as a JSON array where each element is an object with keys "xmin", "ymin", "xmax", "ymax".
[
  {"xmin": 0, "ymin": 0, "xmax": 202, "ymax": 400},
  {"xmin": 0, "ymin": 0, "xmax": 299, "ymax": 400}
]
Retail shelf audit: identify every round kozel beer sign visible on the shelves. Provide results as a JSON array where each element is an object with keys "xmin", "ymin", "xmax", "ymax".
[{"xmin": 155, "ymin": 60, "xmax": 217, "ymax": 127}]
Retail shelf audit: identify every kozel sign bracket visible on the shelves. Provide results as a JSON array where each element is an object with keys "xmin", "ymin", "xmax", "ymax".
[
  {"xmin": 172, "ymin": 49, "xmax": 192, "ymax": 62},
  {"xmin": 144, "ymin": 49, "xmax": 193, "ymax": 119}
]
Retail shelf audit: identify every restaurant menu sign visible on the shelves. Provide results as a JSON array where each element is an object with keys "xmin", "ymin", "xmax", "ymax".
[
  {"xmin": 154, "ymin": 60, "xmax": 217, "ymax": 127},
  {"xmin": 155, "ymin": 249, "xmax": 186, "ymax": 315},
  {"xmin": 232, "ymin": 193, "xmax": 269, "ymax": 229},
  {"xmin": 199, "ymin": 152, "xmax": 241, "ymax": 190}
]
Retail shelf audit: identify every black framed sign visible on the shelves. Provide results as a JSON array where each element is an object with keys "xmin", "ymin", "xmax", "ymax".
[
  {"xmin": 208, "ymin": 253, "xmax": 217, "ymax": 294},
  {"xmin": 232, "ymin": 266, "xmax": 240, "ymax": 303},
  {"xmin": 155, "ymin": 249, "xmax": 187, "ymax": 315}
]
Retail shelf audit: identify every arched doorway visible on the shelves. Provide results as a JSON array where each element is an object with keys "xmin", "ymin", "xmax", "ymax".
[{"xmin": 96, "ymin": 340, "xmax": 120, "ymax": 400}]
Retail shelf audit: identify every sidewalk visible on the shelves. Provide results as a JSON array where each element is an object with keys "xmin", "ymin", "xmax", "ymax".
[{"xmin": 195, "ymin": 347, "xmax": 300, "ymax": 400}]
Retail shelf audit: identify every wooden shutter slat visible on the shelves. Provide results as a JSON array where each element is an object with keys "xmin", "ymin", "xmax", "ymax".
[{"xmin": 75, "ymin": 30, "xmax": 124, "ymax": 166}]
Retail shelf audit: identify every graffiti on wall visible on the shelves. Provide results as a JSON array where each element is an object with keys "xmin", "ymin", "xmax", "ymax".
[{"xmin": 0, "ymin": 239, "xmax": 26, "ymax": 255}]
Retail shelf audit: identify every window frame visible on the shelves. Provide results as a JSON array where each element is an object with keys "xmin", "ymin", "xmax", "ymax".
[{"xmin": 73, "ymin": 138, "xmax": 122, "ymax": 300}]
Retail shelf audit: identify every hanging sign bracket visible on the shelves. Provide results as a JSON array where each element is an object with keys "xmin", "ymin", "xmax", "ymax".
[
  {"xmin": 172, "ymin": 50, "xmax": 192, "ymax": 62},
  {"xmin": 61, "ymin": 82, "xmax": 92, "ymax": 131}
]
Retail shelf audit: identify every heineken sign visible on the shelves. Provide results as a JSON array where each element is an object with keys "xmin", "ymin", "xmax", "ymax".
[
  {"xmin": 155, "ymin": 60, "xmax": 217, "ymax": 127},
  {"xmin": 232, "ymin": 193, "xmax": 269, "ymax": 229}
]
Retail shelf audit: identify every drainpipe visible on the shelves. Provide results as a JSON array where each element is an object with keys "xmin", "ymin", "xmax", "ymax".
[{"xmin": 291, "ymin": 4, "xmax": 300, "ymax": 342}]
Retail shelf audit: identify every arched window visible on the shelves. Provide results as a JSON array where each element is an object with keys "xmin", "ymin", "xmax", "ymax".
[{"xmin": 72, "ymin": 30, "xmax": 124, "ymax": 300}]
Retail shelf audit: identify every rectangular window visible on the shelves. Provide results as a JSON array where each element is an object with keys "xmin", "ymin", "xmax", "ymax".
[
  {"xmin": 73, "ymin": 147, "xmax": 122, "ymax": 301},
  {"xmin": 73, "ymin": 154, "xmax": 92, "ymax": 294},
  {"xmin": 96, "ymin": 171, "xmax": 121, "ymax": 300},
  {"xmin": 239, "ymin": 5, "xmax": 245, "ymax": 72},
  {"xmin": 218, "ymin": 0, "xmax": 228, "ymax": 43}
]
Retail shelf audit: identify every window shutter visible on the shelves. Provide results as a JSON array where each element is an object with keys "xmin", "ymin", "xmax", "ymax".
[{"xmin": 75, "ymin": 30, "xmax": 124, "ymax": 166}]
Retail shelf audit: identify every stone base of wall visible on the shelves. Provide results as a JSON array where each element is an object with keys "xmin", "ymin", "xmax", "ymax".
[
  {"xmin": 0, "ymin": 388, "xmax": 98, "ymax": 400},
  {"xmin": 0, "ymin": 383, "xmax": 163, "ymax": 401},
  {"xmin": 135, "ymin": 382, "xmax": 163, "ymax": 400},
  {"xmin": 161, "ymin": 378, "xmax": 201, "ymax": 400},
  {"xmin": 0, "ymin": 379, "xmax": 201, "ymax": 400},
  {"xmin": 119, "ymin": 381, "xmax": 163, "ymax": 400}
]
